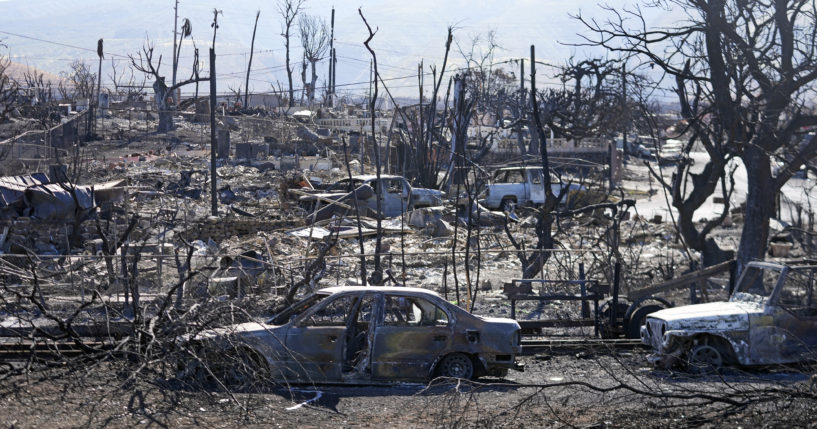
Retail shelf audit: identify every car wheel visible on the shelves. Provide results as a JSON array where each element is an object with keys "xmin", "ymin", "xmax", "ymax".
[
  {"xmin": 437, "ymin": 353, "xmax": 474, "ymax": 380},
  {"xmin": 188, "ymin": 346, "xmax": 269, "ymax": 391},
  {"xmin": 228, "ymin": 348, "xmax": 270, "ymax": 391},
  {"xmin": 688, "ymin": 344, "xmax": 723, "ymax": 374}
]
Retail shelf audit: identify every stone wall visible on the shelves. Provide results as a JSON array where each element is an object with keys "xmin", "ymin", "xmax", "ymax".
[{"xmin": 181, "ymin": 216, "xmax": 304, "ymax": 242}]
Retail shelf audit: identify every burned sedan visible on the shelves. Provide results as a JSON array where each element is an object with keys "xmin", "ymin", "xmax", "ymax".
[
  {"xmin": 181, "ymin": 286, "xmax": 522, "ymax": 385},
  {"xmin": 296, "ymin": 175, "xmax": 444, "ymax": 221},
  {"xmin": 641, "ymin": 261, "xmax": 817, "ymax": 371}
]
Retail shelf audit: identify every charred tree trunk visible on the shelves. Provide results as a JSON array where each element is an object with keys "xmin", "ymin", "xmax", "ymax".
[
  {"xmin": 153, "ymin": 79, "xmax": 173, "ymax": 132},
  {"xmin": 737, "ymin": 145, "xmax": 774, "ymax": 272},
  {"xmin": 447, "ymin": 74, "xmax": 470, "ymax": 190},
  {"xmin": 309, "ymin": 59, "xmax": 318, "ymax": 104},
  {"xmin": 524, "ymin": 45, "xmax": 558, "ymax": 279},
  {"xmin": 286, "ymin": 46, "xmax": 294, "ymax": 107},
  {"xmin": 360, "ymin": 8, "xmax": 383, "ymax": 284},
  {"xmin": 244, "ymin": 11, "xmax": 260, "ymax": 109}
]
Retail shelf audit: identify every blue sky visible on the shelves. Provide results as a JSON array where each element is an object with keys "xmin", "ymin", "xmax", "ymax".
[{"xmin": 0, "ymin": 0, "xmax": 682, "ymax": 98}]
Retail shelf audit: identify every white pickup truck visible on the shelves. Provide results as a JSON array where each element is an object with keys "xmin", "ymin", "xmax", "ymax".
[{"xmin": 480, "ymin": 166, "xmax": 584, "ymax": 211}]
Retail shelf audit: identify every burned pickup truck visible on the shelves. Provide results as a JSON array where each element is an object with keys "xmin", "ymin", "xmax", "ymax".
[
  {"xmin": 641, "ymin": 261, "xmax": 817, "ymax": 371},
  {"xmin": 296, "ymin": 175, "xmax": 443, "ymax": 221},
  {"xmin": 480, "ymin": 166, "xmax": 585, "ymax": 211},
  {"xmin": 179, "ymin": 286, "xmax": 523, "ymax": 385}
]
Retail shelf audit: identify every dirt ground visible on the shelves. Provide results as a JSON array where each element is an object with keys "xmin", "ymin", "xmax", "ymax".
[{"xmin": 1, "ymin": 350, "xmax": 815, "ymax": 428}]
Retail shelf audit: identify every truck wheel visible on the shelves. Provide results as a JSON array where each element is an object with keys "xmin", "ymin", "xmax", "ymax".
[
  {"xmin": 499, "ymin": 198, "xmax": 515, "ymax": 212},
  {"xmin": 626, "ymin": 304, "xmax": 663, "ymax": 339},
  {"xmin": 688, "ymin": 344, "xmax": 723, "ymax": 374},
  {"xmin": 599, "ymin": 298, "xmax": 630, "ymax": 338}
]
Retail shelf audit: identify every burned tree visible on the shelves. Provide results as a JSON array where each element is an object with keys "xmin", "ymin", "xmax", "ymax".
[
  {"xmin": 392, "ymin": 27, "xmax": 453, "ymax": 189},
  {"xmin": 520, "ymin": 46, "xmax": 564, "ymax": 279},
  {"xmin": 277, "ymin": 0, "xmax": 305, "ymax": 108},
  {"xmin": 109, "ymin": 59, "xmax": 146, "ymax": 102},
  {"xmin": 579, "ymin": 0, "xmax": 817, "ymax": 272},
  {"xmin": 506, "ymin": 55, "xmax": 623, "ymax": 279},
  {"xmin": 546, "ymin": 58, "xmax": 622, "ymax": 144},
  {"xmin": 130, "ymin": 39, "xmax": 209, "ymax": 132},
  {"xmin": 452, "ymin": 30, "xmax": 517, "ymax": 163},
  {"xmin": 244, "ymin": 11, "xmax": 261, "ymax": 109},
  {"xmin": 0, "ymin": 47, "xmax": 18, "ymax": 120},
  {"xmin": 299, "ymin": 14, "xmax": 330, "ymax": 105},
  {"xmin": 359, "ymin": 8, "xmax": 385, "ymax": 284},
  {"xmin": 59, "ymin": 60, "xmax": 96, "ymax": 101},
  {"xmin": 20, "ymin": 68, "xmax": 61, "ymax": 130}
]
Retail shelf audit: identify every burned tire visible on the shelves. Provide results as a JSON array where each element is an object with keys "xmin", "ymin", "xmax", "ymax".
[
  {"xmin": 599, "ymin": 298, "xmax": 631, "ymax": 338},
  {"xmin": 688, "ymin": 344, "xmax": 723, "ymax": 374},
  {"xmin": 626, "ymin": 304, "xmax": 663, "ymax": 339},
  {"xmin": 180, "ymin": 346, "xmax": 269, "ymax": 391},
  {"xmin": 499, "ymin": 198, "xmax": 515, "ymax": 212},
  {"xmin": 224, "ymin": 347, "xmax": 270, "ymax": 390},
  {"xmin": 437, "ymin": 353, "xmax": 474, "ymax": 380}
]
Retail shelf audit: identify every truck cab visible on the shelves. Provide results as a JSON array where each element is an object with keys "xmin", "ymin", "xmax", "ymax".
[{"xmin": 480, "ymin": 166, "xmax": 583, "ymax": 211}]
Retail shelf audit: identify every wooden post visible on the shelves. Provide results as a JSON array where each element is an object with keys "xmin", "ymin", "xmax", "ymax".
[
  {"xmin": 209, "ymin": 48, "xmax": 218, "ymax": 216},
  {"xmin": 610, "ymin": 261, "xmax": 621, "ymax": 327},
  {"xmin": 518, "ymin": 58, "xmax": 524, "ymax": 155},
  {"xmin": 579, "ymin": 262, "xmax": 589, "ymax": 318},
  {"xmin": 95, "ymin": 38, "xmax": 103, "ymax": 136}
]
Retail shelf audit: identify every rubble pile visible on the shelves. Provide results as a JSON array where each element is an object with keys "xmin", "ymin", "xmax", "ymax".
[{"xmin": 0, "ymin": 102, "xmax": 798, "ymax": 344}]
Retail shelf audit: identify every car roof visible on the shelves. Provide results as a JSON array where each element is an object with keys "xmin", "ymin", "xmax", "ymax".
[
  {"xmin": 496, "ymin": 166, "xmax": 542, "ymax": 171},
  {"xmin": 350, "ymin": 174, "xmax": 404, "ymax": 181},
  {"xmin": 318, "ymin": 285, "xmax": 443, "ymax": 298}
]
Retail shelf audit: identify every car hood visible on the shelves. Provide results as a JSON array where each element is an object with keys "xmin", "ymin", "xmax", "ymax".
[
  {"xmin": 299, "ymin": 192, "xmax": 345, "ymax": 201},
  {"xmin": 193, "ymin": 321, "xmax": 279, "ymax": 340},
  {"xmin": 648, "ymin": 301, "xmax": 758, "ymax": 331}
]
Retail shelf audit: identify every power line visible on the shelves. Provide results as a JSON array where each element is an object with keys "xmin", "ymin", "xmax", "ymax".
[{"xmin": 0, "ymin": 30, "xmax": 130, "ymax": 59}]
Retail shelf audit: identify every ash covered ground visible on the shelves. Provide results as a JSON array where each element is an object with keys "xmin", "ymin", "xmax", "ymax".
[{"xmin": 0, "ymin": 111, "xmax": 815, "ymax": 428}]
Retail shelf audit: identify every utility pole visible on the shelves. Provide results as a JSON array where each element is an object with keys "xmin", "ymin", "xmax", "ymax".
[
  {"xmin": 209, "ymin": 48, "xmax": 217, "ymax": 217},
  {"xmin": 518, "ymin": 58, "xmax": 525, "ymax": 155},
  {"xmin": 209, "ymin": 9, "xmax": 220, "ymax": 217},
  {"xmin": 172, "ymin": 0, "xmax": 179, "ymax": 97},
  {"xmin": 95, "ymin": 38, "xmax": 103, "ymax": 136},
  {"xmin": 621, "ymin": 63, "xmax": 627, "ymax": 157},
  {"xmin": 327, "ymin": 7, "xmax": 335, "ymax": 106}
]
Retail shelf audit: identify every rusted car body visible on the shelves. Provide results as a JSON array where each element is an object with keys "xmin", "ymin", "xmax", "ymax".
[
  {"xmin": 641, "ymin": 261, "xmax": 817, "ymax": 370},
  {"xmin": 184, "ymin": 286, "xmax": 522, "ymax": 384}
]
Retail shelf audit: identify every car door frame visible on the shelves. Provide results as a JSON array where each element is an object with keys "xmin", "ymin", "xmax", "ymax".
[
  {"xmin": 341, "ymin": 292, "xmax": 382, "ymax": 378},
  {"xmin": 527, "ymin": 168, "xmax": 545, "ymax": 204},
  {"xmin": 765, "ymin": 266, "xmax": 817, "ymax": 363},
  {"xmin": 370, "ymin": 293, "xmax": 454, "ymax": 380},
  {"xmin": 284, "ymin": 292, "xmax": 359, "ymax": 381}
]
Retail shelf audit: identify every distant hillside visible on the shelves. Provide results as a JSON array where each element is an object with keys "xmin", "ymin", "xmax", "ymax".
[{"xmin": 4, "ymin": 61, "xmax": 64, "ymax": 85}]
